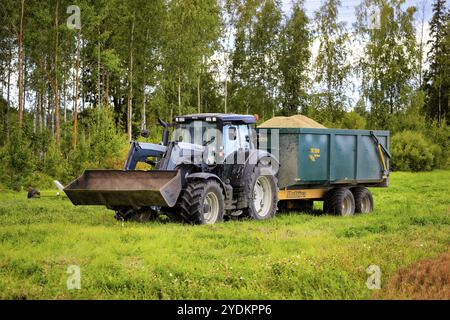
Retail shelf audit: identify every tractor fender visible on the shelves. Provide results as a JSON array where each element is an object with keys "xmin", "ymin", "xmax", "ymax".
[
  {"xmin": 246, "ymin": 150, "xmax": 279, "ymax": 176},
  {"xmin": 185, "ymin": 173, "xmax": 228, "ymax": 198}
]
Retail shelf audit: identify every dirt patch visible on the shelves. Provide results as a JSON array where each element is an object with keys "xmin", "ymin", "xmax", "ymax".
[
  {"xmin": 376, "ymin": 252, "xmax": 450, "ymax": 300},
  {"xmin": 258, "ymin": 115, "xmax": 326, "ymax": 128}
]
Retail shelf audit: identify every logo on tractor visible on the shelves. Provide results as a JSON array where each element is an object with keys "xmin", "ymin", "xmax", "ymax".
[{"xmin": 309, "ymin": 148, "xmax": 321, "ymax": 162}]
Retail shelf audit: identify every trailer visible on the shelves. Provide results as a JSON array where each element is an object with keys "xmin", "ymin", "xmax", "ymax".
[
  {"xmin": 257, "ymin": 127, "xmax": 390, "ymax": 215},
  {"xmin": 64, "ymin": 114, "xmax": 390, "ymax": 223}
]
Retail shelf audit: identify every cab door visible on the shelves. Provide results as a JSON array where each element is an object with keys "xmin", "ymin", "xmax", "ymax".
[{"xmin": 222, "ymin": 124, "xmax": 252, "ymax": 184}]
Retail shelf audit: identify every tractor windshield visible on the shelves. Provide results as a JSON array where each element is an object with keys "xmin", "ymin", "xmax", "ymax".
[
  {"xmin": 171, "ymin": 121, "xmax": 221, "ymax": 166},
  {"xmin": 174, "ymin": 121, "xmax": 220, "ymax": 146}
]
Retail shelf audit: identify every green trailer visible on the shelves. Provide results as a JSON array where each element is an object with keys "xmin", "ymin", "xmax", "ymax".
[{"xmin": 257, "ymin": 127, "xmax": 390, "ymax": 215}]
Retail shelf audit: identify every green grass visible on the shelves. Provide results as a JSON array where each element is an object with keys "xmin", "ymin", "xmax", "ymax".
[{"xmin": 0, "ymin": 171, "xmax": 449, "ymax": 299}]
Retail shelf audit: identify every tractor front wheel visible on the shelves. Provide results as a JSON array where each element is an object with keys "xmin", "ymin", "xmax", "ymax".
[{"xmin": 177, "ymin": 179, "xmax": 225, "ymax": 225}]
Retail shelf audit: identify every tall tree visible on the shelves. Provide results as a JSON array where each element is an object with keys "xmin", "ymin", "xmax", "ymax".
[
  {"xmin": 18, "ymin": 0, "xmax": 25, "ymax": 127},
  {"xmin": 423, "ymin": 0, "xmax": 450, "ymax": 125},
  {"xmin": 127, "ymin": 10, "xmax": 135, "ymax": 142},
  {"xmin": 54, "ymin": 0, "xmax": 60, "ymax": 144},
  {"xmin": 313, "ymin": 0, "xmax": 350, "ymax": 123},
  {"xmin": 355, "ymin": 0, "xmax": 419, "ymax": 128},
  {"xmin": 230, "ymin": 0, "xmax": 282, "ymax": 118},
  {"xmin": 277, "ymin": 1, "xmax": 311, "ymax": 116}
]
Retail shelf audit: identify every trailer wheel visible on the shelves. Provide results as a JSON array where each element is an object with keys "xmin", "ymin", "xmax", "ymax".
[
  {"xmin": 351, "ymin": 187, "xmax": 374, "ymax": 213},
  {"xmin": 243, "ymin": 167, "xmax": 278, "ymax": 220},
  {"xmin": 178, "ymin": 179, "xmax": 224, "ymax": 225},
  {"xmin": 324, "ymin": 188, "xmax": 355, "ymax": 216}
]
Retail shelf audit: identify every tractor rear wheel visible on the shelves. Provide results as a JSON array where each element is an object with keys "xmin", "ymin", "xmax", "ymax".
[
  {"xmin": 243, "ymin": 167, "xmax": 278, "ymax": 220},
  {"xmin": 351, "ymin": 187, "xmax": 374, "ymax": 213},
  {"xmin": 177, "ymin": 179, "xmax": 224, "ymax": 225},
  {"xmin": 323, "ymin": 188, "xmax": 355, "ymax": 216}
]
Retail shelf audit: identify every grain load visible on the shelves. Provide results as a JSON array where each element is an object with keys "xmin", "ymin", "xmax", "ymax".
[{"xmin": 258, "ymin": 115, "xmax": 326, "ymax": 128}]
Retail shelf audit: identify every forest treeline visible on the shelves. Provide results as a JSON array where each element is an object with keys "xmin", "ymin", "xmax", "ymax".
[{"xmin": 0, "ymin": 0, "xmax": 449, "ymax": 190}]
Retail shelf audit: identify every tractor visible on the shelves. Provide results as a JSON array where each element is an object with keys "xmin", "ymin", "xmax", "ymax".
[{"xmin": 64, "ymin": 114, "xmax": 279, "ymax": 224}]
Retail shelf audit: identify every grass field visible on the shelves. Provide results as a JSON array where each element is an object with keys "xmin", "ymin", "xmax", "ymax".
[{"xmin": 0, "ymin": 171, "xmax": 449, "ymax": 299}]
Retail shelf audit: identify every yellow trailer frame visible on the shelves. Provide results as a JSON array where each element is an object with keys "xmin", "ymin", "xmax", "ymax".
[{"xmin": 278, "ymin": 188, "xmax": 328, "ymax": 201}]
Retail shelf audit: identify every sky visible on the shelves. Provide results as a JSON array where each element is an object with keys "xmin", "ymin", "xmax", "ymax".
[{"xmin": 282, "ymin": 0, "xmax": 434, "ymax": 24}]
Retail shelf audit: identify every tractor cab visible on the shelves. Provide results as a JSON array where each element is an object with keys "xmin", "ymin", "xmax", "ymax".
[{"xmin": 168, "ymin": 114, "xmax": 257, "ymax": 168}]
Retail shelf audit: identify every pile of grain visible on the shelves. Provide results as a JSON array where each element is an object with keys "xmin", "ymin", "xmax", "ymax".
[{"xmin": 258, "ymin": 115, "xmax": 326, "ymax": 128}]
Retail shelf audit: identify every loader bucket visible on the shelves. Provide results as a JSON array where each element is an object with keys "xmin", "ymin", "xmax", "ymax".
[{"xmin": 64, "ymin": 170, "xmax": 182, "ymax": 208}]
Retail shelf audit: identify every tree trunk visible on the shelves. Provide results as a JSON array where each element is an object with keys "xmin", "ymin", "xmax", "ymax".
[
  {"xmin": 97, "ymin": 30, "xmax": 101, "ymax": 107},
  {"xmin": 17, "ymin": 0, "xmax": 25, "ymax": 127},
  {"xmin": 63, "ymin": 61, "xmax": 67, "ymax": 123},
  {"xmin": 197, "ymin": 73, "xmax": 201, "ymax": 113},
  {"xmin": 104, "ymin": 72, "xmax": 109, "ymax": 105},
  {"xmin": 54, "ymin": 0, "xmax": 60, "ymax": 144},
  {"xmin": 74, "ymin": 32, "xmax": 80, "ymax": 149},
  {"xmin": 178, "ymin": 71, "xmax": 181, "ymax": 115},
  {"xmin": 33, "ymin": 93, "xmax": 37, "ymax": 134},
  {"xmin": 224, "ymin": 79, "xmax": 227, "ymax": 113},
  {"xmin": 127, "ymin": 11, "xmax": 135, "ymax": 142},
  {"xmin": 142, "ymin": 83, "xmax": 146, "ymax": 130},
  {"xmin": 7, "ymin": 46, "xmax": 11, "ymax": 106}
]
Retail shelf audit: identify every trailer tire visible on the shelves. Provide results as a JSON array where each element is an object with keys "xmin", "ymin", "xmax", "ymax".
[
  {"xmin": 177, "ymin": 179, "xmax": 224, "ymax": 225},
  {"xmin": 324, "ymin": 188, "xmax": 355, "ymax": 216},
  {"xmin": 243, "ymin": 167, "xmax": 278, "ymax": 220},
  {"xmin": 351, "ymin": 187, "xmax": 374, "ymax": 213}
]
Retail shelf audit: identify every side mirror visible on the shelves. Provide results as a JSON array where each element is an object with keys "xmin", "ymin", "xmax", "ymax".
[
  {"xmin": 141, "ymin": 129, "xmax": 150, "ymax": 138},
  {"xmin": 228, "ymin": 127, "xmax": 237, "ymax": 140}
]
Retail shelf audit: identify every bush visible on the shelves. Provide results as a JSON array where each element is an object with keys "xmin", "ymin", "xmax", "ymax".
[
  {"xmin": 425, "ymin": 121, "xmax": 450, "ymax": 169},
  {"xmin": 391, "ymin": 130, "xmax": 439, "ymax": 172},
  {"xmin": 339, "ymin": 112, "xmax": 366, "ymax": 129},
  {"xmin": 0, "ymin": 128, "xmax": 36, "ymax": 190},
  {"xmin": 43, "ymin": 140, "xmax": 70, "ymax": 183}
]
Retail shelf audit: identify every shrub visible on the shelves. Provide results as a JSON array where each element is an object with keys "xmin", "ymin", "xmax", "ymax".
[
  {"xmin": 339, "ymin": 112, "xmax": 366, "ymax": 129},
  {"xmin": 425, "ymin": 121, "xmax": 450, "ymax": 169},
  {"xmin": 0, "ymin": 128, "xmax": 36, "ymax": 190},
  {"xmin": 391, "ymin": 130, "xmax": 439, "ymax": 172},
  {"xmin": 43, "ymin": 140, "xmax": 70, "ymax": 183}
]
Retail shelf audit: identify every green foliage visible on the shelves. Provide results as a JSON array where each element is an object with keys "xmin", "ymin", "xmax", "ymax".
[
  {"xmin": 313, "ymin": 0, "xmax": 351, "ymax": 123},
  {"xmin": 42, "ymin": 141, "xmax": 69, "ymax": 182},
  {"xmin": 0, "ymin": 107, "xmax": 128, "ymax": 190},
  {"xmin": 387, "ymin": 90, "xmax": 427, "ymax": 133},
  {"xmin": 425, "ymin": 121, "xmax": 450, "ymax": 169},
  {"xmin": 82, "ymin": 107, "xmax": 126, "ymax": 168},
  {"xmin": 423, "ymin": 0, "xmax": 450, "ymax": 124},
  {"xmin": 0, "ymin": 128, "xmax": 36, "ymax": 191},
  {"xmin": 356, "ymin": 0, "xmax": 419, "ymax": 129},
  {"xmin": 391, "ymin": 130, "xmax": 439, "ymax": 171},
  {"xmin": 339, "ymin": 112, "xmax": 366, "ymax": 129},
  {"xmin": 278, "ymin": 2, "xmax": 311, "ymax": 115}
]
